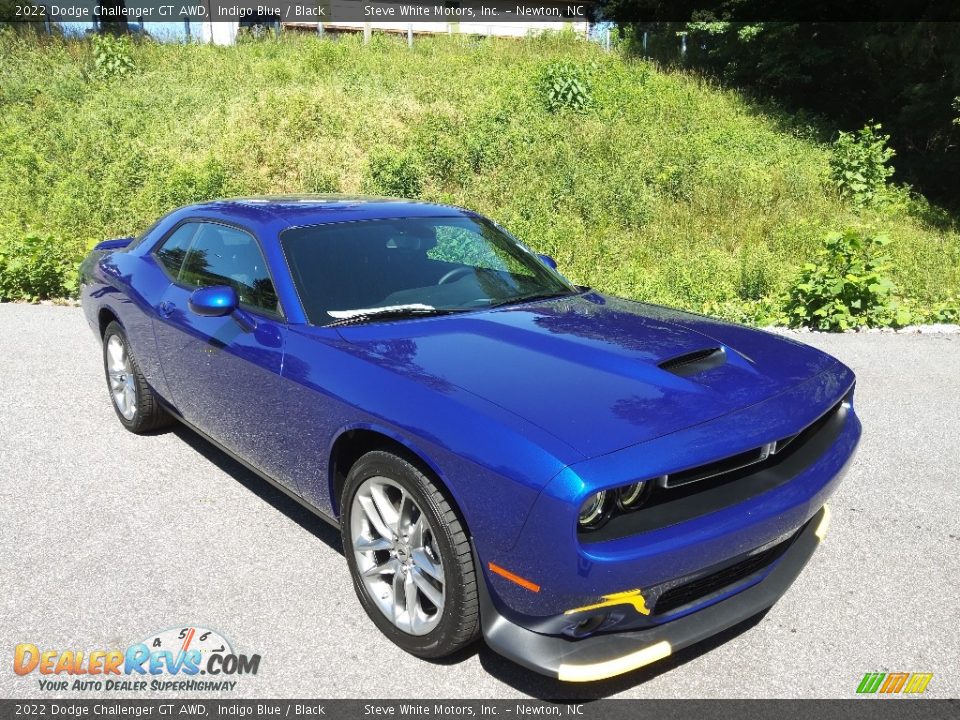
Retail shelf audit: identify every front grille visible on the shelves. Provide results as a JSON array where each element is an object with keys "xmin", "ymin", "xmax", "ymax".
[
  {"xmin": 580, "ymin": 394, "xmax": 850, "ymax": 543},
  {"xmin": 653, "ymin": 533, "xmax": 795, "ymax": 615},
  {"xmin": 664, "ymin": 443, "xmax": 772, "ymax": 488},
  {"xmin": 662, "ymin": 398, "xmax": 844, "ymax": 489}
]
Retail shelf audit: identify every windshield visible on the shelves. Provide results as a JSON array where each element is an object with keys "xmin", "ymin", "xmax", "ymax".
[{"xmin": 281, "ymin": 216, "xmax": 576, "ymax": 325}]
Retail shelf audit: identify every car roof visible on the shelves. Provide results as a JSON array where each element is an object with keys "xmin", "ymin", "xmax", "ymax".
[{"xmin": 177, "ymin": 195, "xmax": 478, "ymax": 230}]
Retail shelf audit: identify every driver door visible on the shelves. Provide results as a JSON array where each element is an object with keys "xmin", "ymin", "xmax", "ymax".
[{"xmin": 151, "ymin": 220, "xmax": 297, "ymax": 493}]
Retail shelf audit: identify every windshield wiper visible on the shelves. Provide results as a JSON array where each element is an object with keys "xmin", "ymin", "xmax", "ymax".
[
  {"xmin": 325, "ymin": 304, "xmax": 466, "ymax": 328},
  {"xmin": 488, "ymin": 290, "xmax": 577, "ymax": 309}
]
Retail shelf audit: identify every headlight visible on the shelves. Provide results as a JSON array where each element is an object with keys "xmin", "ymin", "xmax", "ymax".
[
  {"xmin": 577, "ymin": 490, "xmax": 610, "ymax": 530},
  {"xmin": 577, "ymin": 480, "xmax": 656, "ymax": 533},
  {"xmin": 617, "ymin": 480, "xmax": 649, "ymax": 510}
]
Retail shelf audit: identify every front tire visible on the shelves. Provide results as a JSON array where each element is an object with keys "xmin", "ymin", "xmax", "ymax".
[
  {"xmin": 102, "ymin": 321, "xmax": 172, "ymax": 434},
  {"xmin": 342, "ymin": 451, "xmax": 480, "ymax": 658}
]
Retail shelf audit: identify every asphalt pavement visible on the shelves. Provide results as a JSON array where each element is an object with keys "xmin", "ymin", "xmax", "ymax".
[{"xmin": 1, "ymin": 304, "xmax": 957, "ymax": 699}]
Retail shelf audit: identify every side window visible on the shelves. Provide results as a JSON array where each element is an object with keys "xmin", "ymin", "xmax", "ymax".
[
  {"xmin": 155, "ymin": 223, "xmax": 199, "ymax": 278},
  {"xmin": 178, "ymin": 223, "xmax": 280, "ymax": 315}
]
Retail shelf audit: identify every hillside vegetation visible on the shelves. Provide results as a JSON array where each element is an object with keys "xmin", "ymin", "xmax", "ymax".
[{"xmin": 1, "ymin": 29, "xmax": 958, "ymax": 324}]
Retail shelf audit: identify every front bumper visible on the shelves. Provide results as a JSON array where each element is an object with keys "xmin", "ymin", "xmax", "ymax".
[{"xmin": 479, "ymin": 504, "xmax": 831, "ymax": 682}]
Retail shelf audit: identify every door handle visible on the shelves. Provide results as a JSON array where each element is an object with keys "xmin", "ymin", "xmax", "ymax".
[{"xmin": 158, "ymin": 300, "xmax": 174, "ymax": 318}]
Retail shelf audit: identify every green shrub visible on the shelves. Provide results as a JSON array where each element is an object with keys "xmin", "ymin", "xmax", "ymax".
[
  {"xmin": 463, "ymin": 107, "xmax": 516, "ymax": 173},
  {"xmin": 0, "ymin": 232, "xmax": 80, "ymax": 301},
  {"xmin": 930, "ymin": 303, "xmax": 960, "ymax": 323},
  {"xmin": 154, "ymin": 158, "xmax": 231, "ymax": 208},
  {"xmin": 785, "ymin": 229, "xmax": 909, "ymax": 331},
  {"xmin": 363, "ymin": 148, "xmax": 424, "ymax": 197},
  {"xmin": 931, "ymin": 298, "xmax": 960, "ymax": 323},
  {"xmin": 539, "ymin": 60, "xmax": 593, "ymax": 113},
  {"xmin": 702, "ymin": 298, "xmax": 787, "ymax": 327},
  {"xmin": 2, "ymin": 32, "xmax": 959, "ymax": 309},
  {"xmin": 303, "ymin": 166, "xmax": 341, "ymax": 194},
  {"xmin": 829, "ymin": 123, "xmax": 895, "ymax": 207},
  {"xmin": 92, "ymin": 35, "xmax": 134, "ymax": 79},
  {"xmin": 416, "ymin": 115, "xmax": 470, "ymax": 187},
  {"xmin": 736, "ymin": 245, "xmax": 781, "ymax": 301},
  {"xmin": 908, "ymin": 295, "xmax": 960, "ymax": 324}
]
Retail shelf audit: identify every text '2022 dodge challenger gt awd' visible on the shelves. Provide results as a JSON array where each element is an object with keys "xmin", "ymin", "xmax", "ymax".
[{"xmin": 80, "ymin": 196, "xmax": 860, "ymax": 682}]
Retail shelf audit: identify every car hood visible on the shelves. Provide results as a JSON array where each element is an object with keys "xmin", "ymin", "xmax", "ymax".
[{"xmin": 336, "ymin": 293, "xmax": 839, "ymax": 458}]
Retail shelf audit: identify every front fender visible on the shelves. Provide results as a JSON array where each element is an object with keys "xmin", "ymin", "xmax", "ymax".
[{"xmin": 281, "ymin": 326, "xmax": 583, "ymax": 553}]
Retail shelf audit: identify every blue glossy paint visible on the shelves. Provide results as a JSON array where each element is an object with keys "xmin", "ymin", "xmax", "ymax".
[
  {"xmin": 491, "ymin": 368, "xmax": 859, "ymax": 619},
  {"xmin": 80, "ymin": 196, "xmax": 860, "ymax": 645}
]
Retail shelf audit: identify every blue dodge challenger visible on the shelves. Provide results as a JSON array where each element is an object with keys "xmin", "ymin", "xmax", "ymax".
[{"xmin": 80, "ymin": 196, "xmax": 860, "ymax": 682}]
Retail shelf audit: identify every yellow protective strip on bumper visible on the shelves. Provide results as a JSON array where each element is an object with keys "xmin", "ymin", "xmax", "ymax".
[
  {"xmin": 557, "ymin": 640, "xmax": 672, "ymax": 682},
  {"xmin": 814, "ymin": 504, "xmax": 831, "ymax": 541},
  {"xmin": 563, "ymin": 589, "xmax": 650, "ymax": 616}
]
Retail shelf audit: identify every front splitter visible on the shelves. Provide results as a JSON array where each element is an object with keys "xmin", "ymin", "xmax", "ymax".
[{"xmin": 478, "ymin": 505, "xmax": 831, "ymax": 682}]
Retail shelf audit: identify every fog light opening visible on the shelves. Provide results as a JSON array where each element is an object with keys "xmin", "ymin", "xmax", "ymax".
[{"xmin": 566, "ymin": 613, "xmax": 608, "ymax": 638}]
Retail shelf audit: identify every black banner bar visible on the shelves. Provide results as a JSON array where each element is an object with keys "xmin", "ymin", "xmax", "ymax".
[
  {"xmin": 1, "ymin": 700, "xmax": 959, "ymax": 720},
  {"xmin": 6, "ymin": 0, "xmax": 959, "ymax": 25},
  {"xmin": 3, "ymin": 1, "xmax": 591, "ymax": 24}
]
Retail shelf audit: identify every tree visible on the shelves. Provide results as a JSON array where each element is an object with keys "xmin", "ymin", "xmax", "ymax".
[{"xmin": 597, "ymin": 2, "xmax": 960, "ymax": 205}]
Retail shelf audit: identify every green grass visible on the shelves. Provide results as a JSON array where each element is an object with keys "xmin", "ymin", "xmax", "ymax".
[{"xmin": 1, "ymin": 28, "xmax": 958, "ymax": 317}]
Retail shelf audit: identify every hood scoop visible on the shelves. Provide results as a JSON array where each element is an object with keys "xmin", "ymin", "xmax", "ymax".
[{"xmin": 659, "ymin": 347, "xmax": 726, "ymax": 378}]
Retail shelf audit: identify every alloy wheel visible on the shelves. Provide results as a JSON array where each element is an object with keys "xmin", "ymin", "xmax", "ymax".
[
  {"xmin": 106, "ymin": 334, "xmax": 137, "ymax": 421},
  {"xmin": 350, "ymin": 476, "xmax": 446, "ymax": 636}
]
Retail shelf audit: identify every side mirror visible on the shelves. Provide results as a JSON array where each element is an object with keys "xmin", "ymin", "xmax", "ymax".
[
  {"xmin": 538, "ymin": 254, "xmax": 558, "ymax": 270},
  {"xmin": 188, "ymin": 285, "xmax": 238, "ymax": 317}
]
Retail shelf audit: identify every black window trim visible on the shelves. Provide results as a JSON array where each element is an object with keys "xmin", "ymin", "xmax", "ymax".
[
  {"xmin": 125, "ymin": 215, "xmax": 167, "ymax": 252},
  {"xmin": 150, "ymin": 217, "xmax": 286, "ymax": 321}
]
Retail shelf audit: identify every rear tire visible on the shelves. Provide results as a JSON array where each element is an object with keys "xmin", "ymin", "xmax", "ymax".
[
  {"xmin": 102, "ymin": 321, "xmax": 173, "ymax": 434},
  {"xmin": 342, "ymin": 450, "xmax": 480, "ymax": 658}
]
